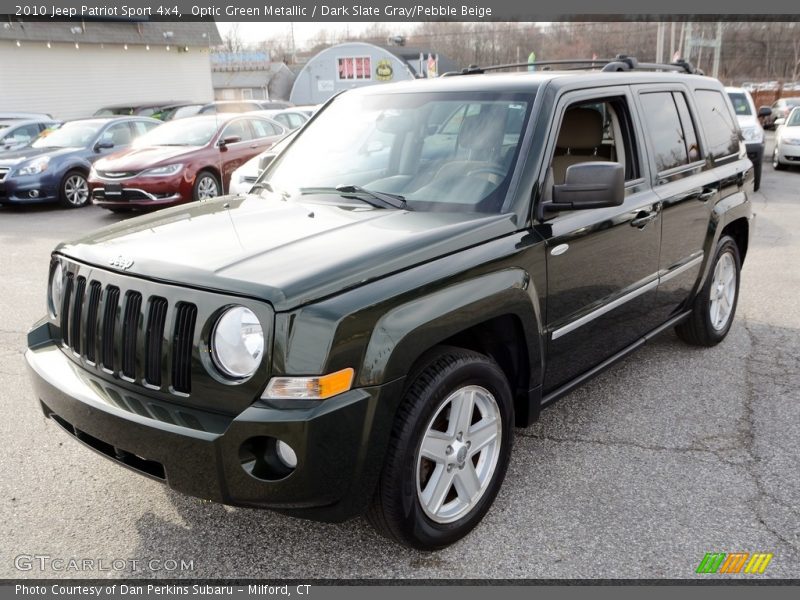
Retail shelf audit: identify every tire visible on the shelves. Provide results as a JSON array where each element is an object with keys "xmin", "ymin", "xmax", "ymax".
[
  {"xmin": 753, "ymin": 159, "xmax": 762, "ymax": 191},
  {"xmin": 59, "ymin": 170, "xmax": 90, "ymax": 208},
  {"xmin": 676, "ymin": 235, "xmax": 741, "ymax": 346},
  {"xmin": 367, "ymin": 347, "xmax": 514, "ymax": 550},
  {"xmin": 192, "ymin": 170, "xmax": 221, "ymax": 201},
  {"xmin": 772, "ymin": 147, "xmax": 786, "ymax": 171}
]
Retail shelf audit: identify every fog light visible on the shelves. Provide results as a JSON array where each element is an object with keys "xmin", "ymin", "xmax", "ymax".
[
  {"xmin": 276, "ymin": 441, "xmax": 297, "ymax": 468},
  {"xmin": 29, "ymin": 190, "xmax": 39, "ymax": 198}
]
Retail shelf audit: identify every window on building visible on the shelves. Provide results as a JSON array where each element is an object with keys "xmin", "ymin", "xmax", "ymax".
[{"xmin": 337, "ymin": 56, "xmax": 372, "ymax": 81}]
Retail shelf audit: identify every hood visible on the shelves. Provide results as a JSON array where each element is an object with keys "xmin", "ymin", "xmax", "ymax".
[
  {"xmin": 56, "ymin": 195, "xmax": 517, "ymax": 311},
  {"xmin": 95, "ymin": 145, "xmax": 204, "ymax": 171},
  {"xmin": 735, "ymin": 114, "xmax": 761, "ymax": 130},
  {"xmin": 0, "ymin": 145, "xmax": 78, "ymax": 166}
]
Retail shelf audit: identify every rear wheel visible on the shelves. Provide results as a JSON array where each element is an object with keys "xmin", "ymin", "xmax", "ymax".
[
  {"xmin": 59, "ymin": 170, "xmax": 90, "ymax": 208},
  {"xmin": 367, "ymin": 348, "xmax": 513, "ymax": 550},
  {"xmin": 676, "ymin": 235, "xmax": 741, "ymax": 346},
  {"xmin": 192, "ymin": 170, "xmax": 221, "ymax": 201}
]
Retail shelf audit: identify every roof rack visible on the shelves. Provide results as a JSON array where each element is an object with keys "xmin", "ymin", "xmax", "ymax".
[{"xmin": 441, "ymin": 55, "xmax": 704, "ymax": 77}]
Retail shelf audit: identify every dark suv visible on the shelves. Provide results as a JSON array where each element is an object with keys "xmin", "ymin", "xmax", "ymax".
[{"xmin": 26, "ymin": 57, "xmax": 753, "ymax": 550}]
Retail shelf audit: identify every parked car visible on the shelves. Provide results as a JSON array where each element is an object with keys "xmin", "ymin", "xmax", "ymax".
[
  {"xmin": 726, "ymin": 87, "xmax": 766, "ymax": 190},
  {"xmin": 0, "ymin": 117, "xmax": 160, "ymax": 207},
  {"xmin": 94, "ymin": 102, "xmax": 191, "ymax": 119},
  {"xmin": 764, "ymin": 97, "xmax": 800, "ymax": 129},
  {"xmin": 90, "ymin": 114, "xmax": 286, "ymax": 210},
  {"xmin": 248, "ymin": 109, "xmax": 309, "ymax": 131},
  {"xmin": 0, "ymin": 118, "xmax": 60, "ymax": 152},
  {"xmin": 155, "ymin": 103, "xmax": 205, "ymax": 121},
  {"xmin": 26, "ymin": 57, "xmax": 753, "ymax": 550},
  {"xmin": 772, "ymin": 106, "xmax": 800, "ymax": 170},
  {"xmin": 198, "ymin": 100, "xmax": 293, "ymax": 115}
]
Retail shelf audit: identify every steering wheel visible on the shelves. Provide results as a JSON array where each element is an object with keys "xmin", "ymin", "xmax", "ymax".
[{"xmin": 467, "ymin": 166, "xmax": 506, "ymax": 179}]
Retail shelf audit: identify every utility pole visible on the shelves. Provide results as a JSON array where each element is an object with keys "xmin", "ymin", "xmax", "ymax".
[{"xmin": 656, "ymin": 22, "xmax": 665, "ymax": 63}]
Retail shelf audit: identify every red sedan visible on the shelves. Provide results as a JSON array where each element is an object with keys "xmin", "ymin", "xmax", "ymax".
[{"xmin": 90, "ymin": 114, "xmax": 286, "ymax": 210}]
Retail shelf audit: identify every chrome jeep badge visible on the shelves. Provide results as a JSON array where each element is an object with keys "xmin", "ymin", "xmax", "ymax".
[{"xmin": 109, "ymin": 256, "xmax": 134, "ymax": 270}]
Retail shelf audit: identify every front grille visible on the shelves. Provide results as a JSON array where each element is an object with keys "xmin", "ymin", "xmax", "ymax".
[
  {"xmin": 53, "ymin": 258, "xmax": 272, "ymax": 413},
  {"xmin": 61, "ymin": 274, "xmax": 198, "ymax": 394},
  {"xmin": 96, "ymin": 170, "xmax": 140, "ymax": 179},
  {"xmin": 172, "ymin": 303, "xmax": 197, "ymax": 394}
]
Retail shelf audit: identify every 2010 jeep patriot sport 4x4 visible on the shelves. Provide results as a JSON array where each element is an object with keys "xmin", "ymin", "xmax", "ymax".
[{"xmin": 26, "ymin": 57, "xmax": 754, "ymax": 550}]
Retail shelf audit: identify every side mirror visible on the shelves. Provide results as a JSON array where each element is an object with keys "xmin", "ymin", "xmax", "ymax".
[
  {"xmin": 218, "ymin": 135, "xmax": 241, "ymax": 149},
  {"xmin": 758, "ymin": 106, "xmax": 772, "ymax": 118},
  {"xmin": 95, "ymin": 141, "xmax": 114, "ymax": 152},
  {"xmin": 774, "ymin": 117, "xmax": 786, "ymax": 127},
  {"xmin": 258, "ymin": 153, "xmax": 277, "ymax": 171},
  {"xmin": 541, "ymin": 162, "xmax": 624, "ymax": 216}
]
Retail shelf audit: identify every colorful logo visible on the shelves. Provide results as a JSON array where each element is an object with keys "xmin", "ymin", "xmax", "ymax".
[
  {"xmin": 375, "ymin": 59, "xmax": 393, "ymax": 81},
  {"xmin": 696, "ymin": 552, "xmax": 773, "ymax": 574}
]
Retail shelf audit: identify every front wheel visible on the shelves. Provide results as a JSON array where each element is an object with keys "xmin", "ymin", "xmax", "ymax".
[
  {"xmin": 192, "ymin": 170, "xmax": 221, "ymax": 201},
  {"xmin": 676, "ymin": 235, "xmax": 741, "ymax": 346},
  {"xmin": 367, "ymin": 348, "xmax": 514, "ymax": 550},
  {"xmin": 59, "ymin": 170, "xmax": 90, "ymax": 208}
]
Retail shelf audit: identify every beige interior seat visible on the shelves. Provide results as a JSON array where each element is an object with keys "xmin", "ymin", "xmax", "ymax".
[{"xmin": 552, "ymin": 108, "xmax": 609, "ymax": 183}]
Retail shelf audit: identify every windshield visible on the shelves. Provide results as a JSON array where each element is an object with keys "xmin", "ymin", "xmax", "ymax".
[
  {"xmin": 728, "ymin": 92, "xmax": 752, "ymax": 116},
  {"xmin": 32, "ymin": 120, "xmax": 103, "ymax": 148},
  {"xmin": 788, "ymin": 108, "xmax": 800, "ymax": 127},
  {"xmin": 263, "ymin": 90, "xmax": 535, "ymax": 213},
  {"xmin": 134, "ymin": 118, "xmax": 217, "ymax": 147}
]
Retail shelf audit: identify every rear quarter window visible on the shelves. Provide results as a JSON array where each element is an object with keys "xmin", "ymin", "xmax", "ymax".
[{"xmin": 694, "ymin": 90, "xmax": 740, "ymax": 160}]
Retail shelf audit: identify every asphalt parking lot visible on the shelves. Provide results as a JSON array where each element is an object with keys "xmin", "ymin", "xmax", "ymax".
[{"xmin": 1, "ymin": 134, "xmax": 798, "ymax": 580}]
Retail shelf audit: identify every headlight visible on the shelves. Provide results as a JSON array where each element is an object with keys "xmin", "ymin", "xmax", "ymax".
[
  {"xmin": 783, "ymin": 137, "xmax": 800, "ymax": 146},
  {"xmin": 16, "ymin": 156, "xmax": 50, "ymax": 176},
  {"xmin": 49, "ymin": 261, "xmax": 64, "ymax": 318},
  {"xmin": 740, "ymin": 126, "xmax": 763, "ymax": 143},
  {"xmin": 211, "ymin": 306, "xmax": 264, "ymax": 379},
  {"xmin": 143, "ymin": 163, "xmax": 183, "ymax": 177}
]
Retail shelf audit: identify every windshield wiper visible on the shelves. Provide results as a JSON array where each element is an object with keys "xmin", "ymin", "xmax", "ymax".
[{"xmin": 334, "ymin": 184, "xmax": 408, "ymax": 210}]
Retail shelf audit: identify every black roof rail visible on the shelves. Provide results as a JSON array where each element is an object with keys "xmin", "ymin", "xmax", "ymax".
[{"xmin": 441, "ymin": 55, "xmax": 704, "ymax": 77}]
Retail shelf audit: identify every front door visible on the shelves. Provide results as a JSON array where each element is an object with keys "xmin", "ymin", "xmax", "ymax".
[{"xmin": 538, "ymin": 90, "xmax": 663, "ymax": 393}]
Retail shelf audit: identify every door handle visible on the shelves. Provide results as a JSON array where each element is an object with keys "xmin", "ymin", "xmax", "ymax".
[
  {"xmin": 631, "ymin": 210, "xmax": 658, "ymax": 228},
  {"xmin": 249, "ymin": 144, "xmax": 259, "ymax": 149},
  {"xmin": 698, "ymin": 188, "xmax": 716, "ymax": 202}
]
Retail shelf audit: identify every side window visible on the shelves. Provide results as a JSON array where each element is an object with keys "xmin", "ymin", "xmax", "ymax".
[
  {"xmin": 101, "ymin": 122, "xmax": 134, "ymax": 147},
  {"xmin": 11, "ymin": 123, "xmax": 40, "ymax": 144},
  {"xmin": 222, "ymin": 120, "xmax": 253, "ymax": 142},
  {"xmin": 639, "ymin": 92, "xmax": 691, "ymax": 172},
  {"xmin": 250, "ymin": 119, "xmax": 281, "ymax": 138},
  {"xmin": 288, "ymin": 114, "xmax": 306, "ymax": 128},
  {"xmin": 274, "ymin": 114, "xmax": 291, "ymax": 129},
  {"xmin": 132, "ymin": 121, "xmax": 159, "ymax": 136},
  {"xmin": 550, "ymin": 96, "xmax": 639, "ymax": 184},
  {"xmin": 694, "ymin": 90, "xmax": 740, "ymax": 160}
]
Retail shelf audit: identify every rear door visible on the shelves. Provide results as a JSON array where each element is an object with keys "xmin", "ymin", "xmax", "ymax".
[
  {"xmin": 541, "ymin": 88, "xmax": 663, "ymax": 392},
  {"xmin": 634, "ymin": 86, "xmax": 737, "ymax": 319},
  {"xmin": 218, "ymin": 119, "xmax": 257, "ymax": 190}
]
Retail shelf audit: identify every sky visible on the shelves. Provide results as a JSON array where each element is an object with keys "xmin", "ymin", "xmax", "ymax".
[{"xmin": 216, "ymin": 22, "xmax": 415, "ymax": 50}]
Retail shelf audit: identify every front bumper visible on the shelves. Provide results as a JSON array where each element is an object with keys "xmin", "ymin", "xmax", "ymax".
[
  {"xmin": 91, "ymin": 173, "xmax": 187, "ymax": 209},
  {"xmin": 0, "ymin": 171, "xmax": 59, "ymax": 204},
  {"xmin": 26, "ymin": 341, "xmax": 404, "ymax": 522},
  {"xmin": 775, "ymin": 141, "xmax": 800, "ymax": 164}
]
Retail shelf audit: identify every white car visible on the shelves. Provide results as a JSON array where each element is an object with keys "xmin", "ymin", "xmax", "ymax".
[
  {"xmin": 773, "ymin": 106, "xmax": 800, "ymax": 170},
  {"xmin": 726, "ymin": 87, "xmax": 766, "ymax": 190},
  {"xmin": 229, "ymin": 131, "xmax": 297, "ymax": 195}
]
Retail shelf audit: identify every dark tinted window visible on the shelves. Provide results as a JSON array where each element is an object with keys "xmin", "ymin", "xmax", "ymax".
[
  {"xmin": 694, "ymin": 90, "xmax": 739, "ymax": 160},
  {"xmin": 727, "ymin": 92, "xmax": 752, "ymax": 115},
  {"xmin": 640, "ymin": 92, "xmax": 689, "ymax": 172}
]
